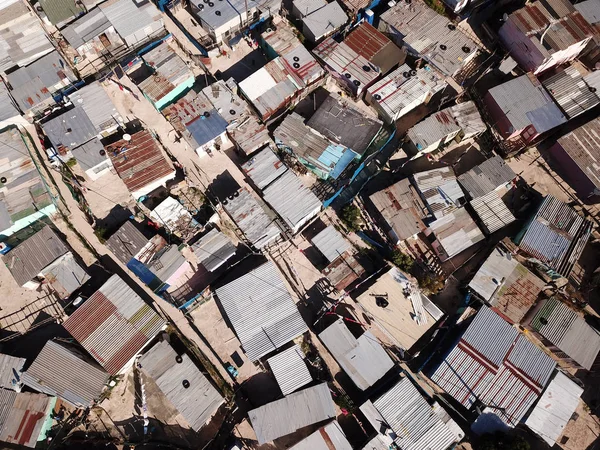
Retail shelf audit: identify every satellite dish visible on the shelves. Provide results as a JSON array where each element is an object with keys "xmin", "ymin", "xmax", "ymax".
[{"xmin": 123, "ymin": 134, "xmax": 132, "ymax": 141}]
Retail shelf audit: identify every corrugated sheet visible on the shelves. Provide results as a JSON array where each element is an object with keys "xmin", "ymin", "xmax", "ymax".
[
  {"xmin": 324, "ymin": 251, "xmax": 365, "ymax": 291},
  {"xmin": 3, "ymin": 226, "xmax": 68, "ymax": 286},
  {"xmin": 0, "ymin": 354, "xmax": 25, "ymax": 390},
  {"xmin": 228, "ymin": 114, "xmax": 274, "ymax": 156},
  {"xmin": 468, "ymin": 246, "xmax": 545, "ymax": 323},
  {"xmin": 451, "ymin": 101, "xmax": 486, "ymax": 138},
  {"xmin": 575, "ymin": 0, "xmax": 600, "ymax": 25},
  {"xmin": 542, "ymin": 66, "xmax": 600, "ymax": 119},
  {"xmin": 360, "ymin": 377, "xmax": 461, "ymax": 450},
  {"xmin": 138, "ymin": 340, "xmax": 224, "ymax": 430},
  {"xmin": 412, "ymin": 167, "xmax": 464, "ymax": 219},
  {"xmin": 457, "ymin": 155, "xmax": 516, "ymax": 199},
  {"xmin": 107, "ymin": 129, "xmax": 175, "ymax": 195},
  {"xmin": 470, "ymin": 190, "xmax": 516, "ymax": 234},
  {"xmin": 191, "ymin": 0, "xmax": 247, "ymax": 30},
  {"xmin": 42, "ymin": 106, "xmax": 97, "ymax": 152},
  {"xmin": 214, "ymin": 261, "xmax": 308, "ymax": 361},
  {"xmin": 0, "ymin": 388, "xmax": 52, "ymax": 448},
  {"xmin": 344, "ymin": 22, "xmax": 404, "ymax": 75},
  {"xmin": 307, "ymin": 93, "xmax": 382, "ymax": 155},
  {"xmin": 42, "ymin": 252, "xmax": 90, "ymax": 297},
  {"xmin": 266, "ymin": 344, "xmax": 312, "ymax": 395},
  {"xmin": 529, "ymin": 297, "xmax": 600, "ymax": 370},
  {"xmin": 201, "ymin": 80, "xmax": 247, "ymax": 124},
  {"xmin": 148, "ymin": 244, "xmax": 187, "ymax": 282},
  {"xmin": 248, "ymin": 383, "xmax": 336, "ymax": 444},
  {"xmin": 21, "ymin": 341, "xmax": 108, "ymax": 407},
  {"xmin": 61, "ymin": 7, "xmax": 111, "ymax": 48},
  {"xmin": 71, "ymin": 138, "xmax": 110, "ymax": 171},
  {"xmin": 191, "ymin": 228, "xmax": 236, "ymax": 272},
  {"xmin": 68, "ymin": 82, "xmax": 120, "ymax": 133},
  {"xmin": 282, "ymin": 43, "xmax": 325, "ymax": 86},
  {"xmin": 310, "ymin": 225, "xmax": 351, "ymax": 263},
  {"xmin": 105, "ymin": 221, "xmax": 149, "ymax": 265},
  {"xmin": 518, "ymin": 195, "xmax": 592, "ymax": 276},
  {"xmin": 302, "ymin": 1, "xmax": 347, "ymax": 41},
  {"xmin": 223, "ymin": 188, "xmax": 281, "ymax": 249},
  {"xmin": 263, "ymin": 170, "xmax": 322, "ymax": 233},
  {"xmin": 290, "ymin": 421, "xmax": 352, "ymax": 450},
  {"xmin": 242, "ymin": 146, "xmax": 288, "ymax": 190},
  {"xmin": 63, "ymin": 274, "xmax": 166, "ymax": 374},
  {"xmin": 378, "ymin": 1, "xmax": 479, "ymax": 77},
  {"xmin": 431, "ymin": 306, "xmax": 556, "ymax": 427},
  {"xmin": 292, "ymin": 0, "xmax": 326, "ymax": 16},
  {"xmin": 407, "ymin": 109, "xmax": 461, "ymax": 151},
  {"xmin": 525, "ymin": 371, "xmax": 583, "ymax": 446},
  {"xmin": 319, "ymin": 319, "xmax": 394, "ymax": 390},
  {"xmin": 0, "ymin": 81, "xmax": 19, "ymax": 121},
  {"xmin": 99, "ymin": 0, "xmax": 164, "ymax": 46},
  {"xmin": 554, "ymin": 116, "xmax": 600, "ymax": 190},
  {"xmin": 38, "ymin": 0, "xmax": 84, "ymax": 26}
]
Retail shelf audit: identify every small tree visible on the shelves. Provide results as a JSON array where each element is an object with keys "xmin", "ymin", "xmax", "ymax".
[
  {"xmin": 391, "ymin": 250, "xmax": 414, "ymax": 272},
  {"xmin": 340, "ymin": 205, "xmax": 362, "ymax": 232}
]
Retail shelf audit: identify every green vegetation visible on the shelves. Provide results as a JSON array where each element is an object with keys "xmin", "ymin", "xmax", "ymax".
[
  {"xmin": 65, "ymin": 158, "xmax": 78, "ymax": 168},
  {"xmin": 417, "ymin": 273, "xmax": 445, "ymax": 295},
  {"xmin": 424, "ymin": 0, "xmax": 447, "ymax": 15},
  {"xmin": 93, "ymin": 226, "xmax": 108, "ymax": 244},
  {"xmin": 340, "ymin": 204, "xmax": 362, "ymax": 232},
  {"xmin": 475, "ymin": 432, "xmax": 530, "ymax": 450},
  {"xmin": 391, "ymin": 250, "xmax": 414, "ymax": 272}
]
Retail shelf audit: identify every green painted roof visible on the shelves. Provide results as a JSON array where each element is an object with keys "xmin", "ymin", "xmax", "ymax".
[{"xmin": 39, "ymin": 0, "xmax": 84, "ymax": 25}]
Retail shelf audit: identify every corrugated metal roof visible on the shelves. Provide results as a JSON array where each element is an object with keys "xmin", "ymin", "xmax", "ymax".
[
  {"xmin": 248, "ymin": 382, "xmax": 336, "ymax": 444},
  {"xmin": 407, "ymin": 108, "xmax": 461, "ymax": 151},
  {"xmin": 190, "ymin": 0, "xmax": 249, "ymax": 30},
  {"xmin": 290, "ymin": 421, "xmax": 352, "ymax": 450},
  {"xmin": 468, "ymin": 245, "xmax": 545, "ymax": 323},
  {"xmin": 307, "ymin": 93, "xmax": 382, "ymax": 155},
  {"xmin": 162, "ymin": 90, "xmax": 215, "ymax": 149},
  {"xmin": 38, "ymin": 0, "xmax": 84, "ymax": 26},
  {"xmin": 554, "ymin": 116, "xmax": 600, "ymax": 191},
  {"xmin": 529, "ymin": 297, "xmax": 600, "ymax": 370},
  {"xmin": 0, "ymin": 127, "xmax": 53, "ymax": 232},
  {"xmin": 360, "ymin": 377, "xmax": 462, "ymax": 450},
  {"xmin": 148, "ymin": 244, "xmax": 187, "ymax": 282},
  {"xmin": 302, "ymin": 1, "xmax": 347, "ymax": 41},
  {"xmin": 63, "ymin": 274, "xmax": 166, "ymax": 374},
  {"xmin": 431, "ymin": 306, "xmax": 556, "ymax": 427},
  {"xmin": 266, "ymin": 344, "xmax": 313, "ymax": 395},
  {"xmin": 470, "ymin": 190, "xmax": 516, "ymax": 234},
  {"xmin": 487, "ymin": 74, "xmax": 567, "ymax": 136},
  {"xmin": 67, "ymin": 82, "xmax": 120, "ymax": 133},
  {"xmin": 191, "ymin": 228, "xmax": 236, "ymax": 272},
  {"xmin": 517, "ymin": 195, "xmax": 592, "ymax": 276},
  {"xmin": 138, "ymin": 340, "xmax": 224, "ymax": 430},
  {"xmin": 42, "ymin": 106, "xmax": 97, "ymax": 152},
  {"xmin": 542, "ymin": 66, "xmax": 600, "ymax": 119},
  {"xmin": 107, "ymin": 129, "xmax": 175, "ymax": 195},
  {"xmin": 214, "ymin": 261, "xmax": 308, "ymax": 361},
  {"xmin": 412, "ymin": 167, "xmax": 464, "ymax": 219},
  {"xmin": 242, "ymin": 146, "xmax": 288, "ymax": 190},
  {"xmin": 60, "ymin": 7, "xmax": 111, "ymax": 48},
  {"xmin": 378, "ymin": 1, "xmax": 480, "ymax": 77},
  {"xmin": 310, "ymin": 225, "xmax": 351, "ymax": 263},
  {"xmin": 428, "ymin": 207, "xmax": 484, "ymax": 260},
  {"xmin": 0, "ymin": 388, "xmax": 52, "ymax": 448},
  {"xmin": 222, "ymin": 187, "xmax": 281, "ymax": 249},
  {"xmin": 575, "ymin": 0, "xmax": 600, "ymax": 24},
  {"xmin": 457, "ymin": 155, "xmax": 516, "ymax": 199},
  {"xmin": 99, "ymin": 0, "xmax": 164, "ymax": 46},
  {"xmin": 525, "ymin": 371, "xmax": 583, "ymax": 446},
  {"xmin": 201, "ymin": 80, "xmax": 247, "ymax": 124},
  {"xmin": 324, "ymin": 251, "xmax": 365, "ymax": 291},
  {"xmin": 344, "ymin": 22, "xmax": 405, "ymax": 75},
  {"xmin": 263, "ymin": 170, "xmax": 322, "ymax": 233},
  {"xmin": 105, "ymin": 221, "xmax": 149, "ymax": 265},
  {"xmin": 21, "ymin": 341, "xmax": 108, "ymax": 407},
  {"xmin": 292, "ymin": 0, "xmax": 326, "ymax": 17},
  {"xmin": 42, "ymin": 252, "xmax": 90, "ymax": 297},
  {"xmin": 0, "ymin": 81, "xmax": 19, "ymax": 121},
  {"xmin": 0, "ymin": 0, "xmax": 54, "ymax": 72},
  {"xmin": 369, "ymin": 178, "xmax": 428, "ymax": 243},
  {"xmin": 228, "ymin": 115, "xmax": 274, "ymax": 156},
  {"xmin": 281, "ymin": 43, "xmax": 325, "ymax": 86},
  {"xmin": 3, "ymin": 226, "xmax": 68, "ymax": 286},
  {"xmin": 0, "ymin": 354, "xmax": 25, "ymax": 390},
  {"xmin": 319, "ymin": 319, "xmax": 394, "ymax": 390},
  {"xmin": 71, "ymin": 138, "xmax": 111, "ymax": 171},
  {"xmin": 451, "ymin": 101, "xmax": 486, "ymax": 138},
  {"xmin": 367, "ymin": 64, "xmax": 445, "ymax": 122},
  {"xmin": 150, "ymin": 197, "xmax": 192, "ymax": 231}
]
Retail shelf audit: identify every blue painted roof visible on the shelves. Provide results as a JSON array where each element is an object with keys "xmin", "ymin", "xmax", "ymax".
[{"xmin": 185, "ymin": 109, "xmax": 228, "ymax": 147}]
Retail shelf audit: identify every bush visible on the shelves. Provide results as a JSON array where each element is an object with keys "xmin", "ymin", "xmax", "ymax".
[
  {"xmin": 418, "ymin": 274, "xmax": 445, "ymax": 295},
  {"xmin": 391, "ymin": 250, "xmax": 414, "ymax": 272},
  {"xmin": 340, "ymin": 205, "xmax": 362, "ymax": 232},
  {"xmin": 65, "ymin": 158, "xmax": 78, "ymax": 168},
  {"xmin": 424, "ymin": 0, "xmax": 447, "ymax": 14}
]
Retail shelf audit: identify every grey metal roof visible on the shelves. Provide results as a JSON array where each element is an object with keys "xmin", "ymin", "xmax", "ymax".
[
  {"xmin": 542, "ymin": 66, "xmax": 600, "ymax": 119},
  {"xmin": 407, "ymin": 108, "xmax": 461, "ymax": 151},
  {"xmin": 319, "ymin": 319, "xmax": 394, "ymax": 390},
  {"xmin": 451, "ymin": 101, "xmax": 486, "ymax": 138},
  {"xmin": 223, "ymin": 187, "xmax": 281, "ymax": 249},
  {"xmin": 290, "ymin": 421, "xmax": 352, "ymax": 450},
  {"xmin": 241, "ymin": 146, "xmax": 288, "ymax": 190},
  {"xmin": 42, "ymin": 106, "xmax": 97, "ymax": 152},
  {"xmin": 138, "ymin": 340, "xmax": 224, "ymax": 430},
  {"xmin": 470, "ymin": 190, "xmax": 516, "ymax": 235},
  {"xmin": 457, "ymin": 155, "xmax": 516, "ymax": 199},
  {"xmin": 191, "ymin": 0, "xmax": 247, "ymax": 30},
  {"xmin": 105, "ymin": 221, "xmax": 149, "ymax": 265},
  {"xmin": 201, "ymin": 80, "xmax": 247, "ymax": 124},
  {"xmin": 21, "ymin": 340, "xmax": 108, "ymax": 407},
  {"xmin": 67, "ymin": 82, "xmax": 120, "ymax": 133},
  {"xmin": 529, "ymin": 297, "xmax": 600, "ymax": 370},
  {"xmin": 60, "ymin": 7, "xmax": 111, "ymax": 48},
  {"xmin": 191, "ymin": 228, "xmax": 236, "ymax": 272},
  {"xmin": 42, "ymin": 252, "xmax": 90, "ymax": 297},
  {"xmin": 431, "ymin": 306, "xmax": 556, "ymax": 427},
  {"xmin": 0, "ymin": 81, "xmax": 19, "ymax": 121},
  {"xmin": 99, "ymin": 0, "xmax": 164, "ymax": 46},
  {"xmin": 302, "ymin": 1, "xmax": 347, "ymax": 41},
  {"xmin": 0, "ymin": 388, "xmax": 52, "ymax": 448},
  {"xmin": 71, "ymin": 138, "xmax": 110, "ymax": 171},
  {"xmin": 266, "ymin": 344, "xmax": 312, "ymax": 395},
  {"xmin": 517, "ymin": 195, "xmax": 592, "ymax": 276},
  {"xmin": 487, "ymin": 74, "xmax": 567, "ymax": 135},
  {"xmin": 412, "ymin": 167, "xmax": 464, "ymax": 219},
  {"xmin": 263, "ymin": 171, "xmax": 322, "ymax": 233},
  {"xmin": 369, "ymin": 178, "xmax": 428, "ymax": 243},
  {"xmin": 38, "ymin": 0, "xmax": 84, "ymax": 26},
  {"xmin": 525, "ymin": 371, "xmax": 583, "ymax": 446},
  {"xmin": 228, "ymin": 115, "xmax": 274, "ymax": 156},
  {"xmin": 0, "ymin": 354, "xmax": 25, "ymax": 390},
  {"xmin": 428, "ymin": 207, "xmax": 485, "ymax": 261},
  {"xmin": 360, "ymin": 377, "xmax": 461, "ymax": 450},
  {"xmin": 148, "ymin": 244, "xmax": 187, "ymax": 282},
  {"xmin": 575, "ymin": 0, "xmax": 600, "ymax": 24},
  {"xmin": 310, "ymin": 225, "xmax": 351, "ymax": 263},
  {"xmin": 584, "ymin": 70, "xmax": 600, "ymax": 93},
  {"xmin": 292, "ymin": 0, "xmax": 326, "ymax": 17},
  {"xmin": 214, "ymin": 261, "xmax": 308, "ymax": 361},
  {"xmin": 3, "ymin": 226, "xmax": 68, "ymax": 286},
  {"xmin": 248, "ymin": 383, "xmax": 336, "ymax": 444},
  {"xmin": 307, "ymin": 94, "xmax": 382, "ymax": 155}
]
